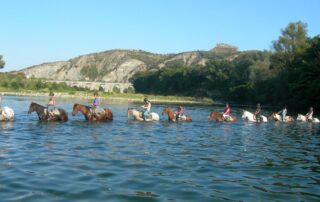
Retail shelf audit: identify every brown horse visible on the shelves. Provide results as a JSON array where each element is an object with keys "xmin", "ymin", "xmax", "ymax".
[
  {"xmin": 72, "ymin": 103, "xmax": 113, "ymax": 121},
  {"xmin": 269, "ymin": 112, "xmax": 294, "ymax": 122},
  {"xmin": 28, "ymin": 102, "xmax": 68, "ymax": 122},
  {"xmin": 162, "ymin": 107, "xmax": 192, "ymax": 122},
  {"xmin": 208, "ymin": 112, "xmax": 236, "ymax": 122}
]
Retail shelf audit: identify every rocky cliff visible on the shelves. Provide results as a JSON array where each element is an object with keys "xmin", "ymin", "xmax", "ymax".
[{"xmin": 18, "ymin": 45, "xmax": 239, "ymax": 83}]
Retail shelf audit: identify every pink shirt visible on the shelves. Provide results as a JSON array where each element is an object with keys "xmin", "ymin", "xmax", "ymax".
[
  {"xmin": 177, "ymin": 106, "xmax": 183, "ymax": 115},
  {"xmin": 224, "ymin": 107, "xmax": 230, "ymax": 115}
]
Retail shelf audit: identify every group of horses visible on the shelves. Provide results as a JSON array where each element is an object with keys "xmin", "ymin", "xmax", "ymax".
[
  {"xmin": 0, "ymin": 102, "xmax": 113, "ymax": 122},
  {"xmin": 0, "ymin": 103, "xmax": 319, "ymax": 123}
]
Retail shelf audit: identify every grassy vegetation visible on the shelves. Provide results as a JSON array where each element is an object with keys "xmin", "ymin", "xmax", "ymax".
[{"xmin": 99, "ymin": 92, "xmax": 213, "ymax": 104}]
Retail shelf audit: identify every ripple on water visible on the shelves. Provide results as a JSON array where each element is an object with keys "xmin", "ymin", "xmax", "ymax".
[{"xmin": 0, "ymin": 96, "xmax": 320, "ymax": 201}]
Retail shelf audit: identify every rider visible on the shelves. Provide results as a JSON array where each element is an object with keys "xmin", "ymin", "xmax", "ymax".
[
  {"xmin": 92, "ymin": 92, "xmax": 100, "ymax": 115},
  {"xmin": 305, "ymin": 107, "xmax": 313, "ymax": 122},
  {"xmin": 47, "ymin": 92, "xmax": 56, "ymax": 117},
  {"xmin": 254, "ymin": 103, "xmax": 261, "ymax": 122},
  {"xmin": 141, "ymin": 98, "xmax": 151, "ymax": 120},
  {"xmin": 278, "ymin": 105, "xmax": 287, "ymax": 122},
  {"xmin": 176, "ymin": 105, "xmax": 184, "ymax": 120},
  {"xmin": 222, "ymin": 102, "xmax": 231, "ymax": 121}
]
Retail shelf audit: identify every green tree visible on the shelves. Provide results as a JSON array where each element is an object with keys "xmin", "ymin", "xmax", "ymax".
[
  {"xmin": 0, "ymin": 55, "xmax": 5, "ymax": 68},
  {"xmin": 287, "ymin": 36, "xmax": 320, "ymax": 110},
  {"xmin": 271, "ymin": 21, "xmax": 309, "ymax": 70}
]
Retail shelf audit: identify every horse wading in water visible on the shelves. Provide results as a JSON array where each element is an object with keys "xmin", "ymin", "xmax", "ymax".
[
  {"xmin": 242, "ymin": 110, "xmax": 268, "ymax": 122},
  {"xmin": 269, "ymin": 112, "xmax": 294, "ymax": 122},
  {"xmin": 162, "ymin": 107, "xmax": 192, "ymax": 122},
  {"xmin": 208, "ymin": 112, "xmax": 236, "ymax": 122},
  {"xmin": 28, "ymin": 102, "xmax": 68, "ymax": 121},
  {"xmin": 127, "ymin": 108, "xmax": 159, "ymax": 121},
  {"xmin": 296, "ymin": 114, "xmax": 320, "ymax": 123},
  {"xmin": 0, "ymin": 106, "xmax": 14, "ymax": 121},
  {"xmin": 72, "ymin": 103, "xmax": 113, "ymax": 121}
]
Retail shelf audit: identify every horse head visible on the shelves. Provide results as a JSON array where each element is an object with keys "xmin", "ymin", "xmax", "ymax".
[
  {"xmin": 296, "ymin": 114, "xmax": 306, "ymax": 122},
  {"xmin": 242, "ymin": 110, "xmax": 252, "ymax": 121},
  {"xmin": 28, "ymin": 102, "xmax": 36, "ymax": 114},
  {"xmin": 208, "ymin": 111, "xmax": 217, "ymax": 121},
  {"xmin": 162, "ymin": 106, "xmax": 171, "ymax": 115},
  {"xmin": 208, "ymin": 112, "xmax": 212, "ymax": 121},
  {"xmin": 72, "ymin": 104, "xmax": 81, "ymax": 116},
  {"xmin": 241, "ymin": 110, "xmax": 248, "ymax": 119},
  {"xmin": 127, "ymin": 108, "xmax": 133, "ymax": 117},
  {"xmin": 269, "ymin": 112, "xmax": 280, "ymax": 121}
]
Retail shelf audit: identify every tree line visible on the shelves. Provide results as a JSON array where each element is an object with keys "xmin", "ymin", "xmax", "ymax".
[
  {"xmin": 131, "ymin": 22, "xmax": 320, "ymax": 112},
  {"xmin": 0, "ymin": 73, "xmax": 87, "ymax": 92}
]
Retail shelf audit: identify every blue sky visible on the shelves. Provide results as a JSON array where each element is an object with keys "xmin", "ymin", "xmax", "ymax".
[{"xmin": 1, "ymin": 0, "xmax": 319, "ymax": 72}]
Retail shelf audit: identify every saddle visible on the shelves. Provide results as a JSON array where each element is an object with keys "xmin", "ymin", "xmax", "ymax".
[
  {"xmin": 90, "ymin": 107, "xmax": 105, "ymax": 116},
  {"xmin": 140, "ymin": 112, "xmax": 152, "ymax": 120},
  {"xmin": 44, "ymin": 108, "xmax": 60, "ymax": 116},
  {"xmin": 175, "ymin": 114, "xmax": 185, "ymax": 121}
]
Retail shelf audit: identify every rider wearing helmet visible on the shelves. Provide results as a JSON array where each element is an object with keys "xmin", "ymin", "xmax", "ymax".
[{"xmin": 141, "ymin": 98, "xmax": 151, "ymax": 120}]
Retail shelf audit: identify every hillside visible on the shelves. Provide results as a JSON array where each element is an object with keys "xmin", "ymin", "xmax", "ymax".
[{"xmin": 17, "ymin": 44, "xmax": 239, "ymax": 83}]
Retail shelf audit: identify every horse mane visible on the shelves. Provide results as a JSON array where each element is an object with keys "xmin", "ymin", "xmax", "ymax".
[
  {"xmin": 31, "ymin": 102, "xmax": 46, "ymax": 108},
  {"xmin": 74, "ymin": 103, "xmax": 91, "ymax": 110}
]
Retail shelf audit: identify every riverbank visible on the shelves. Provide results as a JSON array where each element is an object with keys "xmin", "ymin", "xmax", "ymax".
[{"xmin": 1, "ymin": 91, "xmax": 214, "ymax": 105}]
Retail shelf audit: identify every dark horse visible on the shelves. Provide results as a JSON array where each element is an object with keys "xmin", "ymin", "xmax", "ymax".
[
  {"xmin": 28, "ymin": 102, "xmax": 68, "ymax": 121},
  {"xmin": 72, "ymin": 103, "xmax": 113, "ymax": 121}
]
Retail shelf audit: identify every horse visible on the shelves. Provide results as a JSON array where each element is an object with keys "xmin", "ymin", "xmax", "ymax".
[
  {"xmin": 296, "ymin": 114, "xmax": 320, "ymax": 123},
  {"xmin": 127, "ymin": 108, "xmax": 159, "ymax": 121},
  {"xmin": 28, "ymin": 102, "xmax": 68, "ymax": 121},
  {"xmin": 162, "ymin": 107, "xmax": 192, "ymax": 122},
  {"xmin": 72, "ymin": 103, "xmax": 113, "ymax": 121},
  {"xmin": 242, "ymin": 110, "xmax": 268, "ymax": 122},
  {"xmin": 269, "ymin": 112, "xmax": 294, "ymax": 122},
  {"xmin": 208, "ymin": 112, "xmax": 236, "ymax": 122},
  {"xmin": 0, "ymin": 106, "xmax": 14, "ymax": 121}
]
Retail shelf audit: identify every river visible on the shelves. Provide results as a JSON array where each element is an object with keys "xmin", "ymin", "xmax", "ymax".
[{"xmin": 0, "ymin": 96, "xmax": 319, "ymax": 201}]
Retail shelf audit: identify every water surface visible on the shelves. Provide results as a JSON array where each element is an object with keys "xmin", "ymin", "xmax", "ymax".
[{"xmin": 1, "ymin": 96, "xmax": 320, "ymax": 201}]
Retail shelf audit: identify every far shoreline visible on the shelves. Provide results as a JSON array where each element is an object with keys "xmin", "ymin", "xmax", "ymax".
[{"xmin": 1, "ymin": 91, "xmax": 214, "ymax": 105}]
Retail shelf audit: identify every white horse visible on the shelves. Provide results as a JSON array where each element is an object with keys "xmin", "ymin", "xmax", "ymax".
[
  {"xmin": 127, "ymin": 108, "xmax": 159, "ymax": 121},
  {"xmin": 296, "ymin": 114, "xmax": 320, "ymax": 123},
  {"xmin": 0, "ymin": 106, "xmax": 15, "ymax": 121},
  {"xmin": 242, "ymin": 110, "xmax": 268, "ymax": 122}
]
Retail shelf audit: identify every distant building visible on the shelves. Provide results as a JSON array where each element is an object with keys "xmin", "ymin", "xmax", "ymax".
[{"xmin": 211, "ymin": 43, "xmax": 238, "ymax": 53}]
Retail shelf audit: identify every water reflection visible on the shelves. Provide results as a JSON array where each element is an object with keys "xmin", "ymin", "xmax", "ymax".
[{"xmin": 0, "ymin": 122, "xmax": 14, "ymax": 130}]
